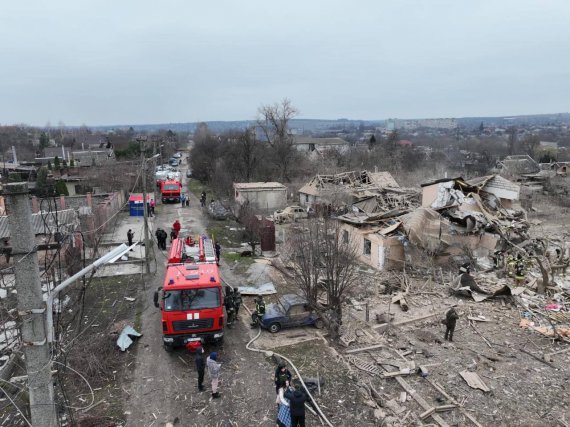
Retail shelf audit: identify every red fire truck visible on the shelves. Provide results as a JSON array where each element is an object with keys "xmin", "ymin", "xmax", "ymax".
[
  {"xmin": 167, "ymin": 235, "xmax": 217, "ymax": 265},
  {"xmin": 160, "ymin": 180, "xmax": 181, "ymax": 203},
  {"xmin": 155, "ymin": 235, "xmax": 223, "ymax": 351}
]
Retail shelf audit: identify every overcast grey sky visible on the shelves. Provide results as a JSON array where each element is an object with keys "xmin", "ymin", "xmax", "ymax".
[{"xmin": 1, "ymin": 0, "xmax": 569, "ymax": 126}]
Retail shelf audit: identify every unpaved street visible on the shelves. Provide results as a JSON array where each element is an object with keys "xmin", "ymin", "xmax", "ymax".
[{"xmin": 123, "ymin": 169, "xmax": 276, "ymax": 427}]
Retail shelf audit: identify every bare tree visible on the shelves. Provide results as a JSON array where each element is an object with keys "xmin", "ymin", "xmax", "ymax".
[
  {"xmin": 522, "ymin": 134, "xmax": 540, "ymax": 158},
  {"xmin": 286, "ymin": 218, "xmax": 360, "ymax": 339},
  {"xmin": 257, "ymin": 98, "xmax": 299, "ymax": 182}
]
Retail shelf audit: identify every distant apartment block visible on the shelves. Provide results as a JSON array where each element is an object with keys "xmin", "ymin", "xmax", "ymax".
[{"xmin": 387, "ymin": 118, "xmax": 458, "ymax": 130}]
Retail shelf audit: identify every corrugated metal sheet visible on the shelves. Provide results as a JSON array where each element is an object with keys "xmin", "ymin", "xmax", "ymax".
[{"xmin": 0, "ymin": 209, "xmax": 78, "ymax": 239}]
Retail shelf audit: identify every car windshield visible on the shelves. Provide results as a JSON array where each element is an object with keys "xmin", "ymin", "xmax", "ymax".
[
  {"xmin": 163, "ymin": 184, "xmax": 179, "ymax": 190},
  {"xmin": 278, "ymin": 298, "xmax": 291, "ymax": 313},
  {"xmin": 163, "ymin": 288, "xmax": 220, "ymax": 311}
]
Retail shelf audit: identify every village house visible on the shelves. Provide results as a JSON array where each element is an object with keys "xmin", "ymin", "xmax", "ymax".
[
  {"xmin": 233, "ymin": 182, "xmax": 287, "ymax": 213},
  {"xmin": 293, "ymin": 136, "xmax": 349, "ymax": 154}
]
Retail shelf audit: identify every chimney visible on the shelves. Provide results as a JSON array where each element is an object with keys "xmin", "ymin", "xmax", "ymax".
[
  {"xmin": 11, "ymin": 146, "xmax": 17, "ymax": 165},
  {"xmin": 62, "ymin": 145, "xmax": 66, "ymax": 161},
  {"xmin": 59, "ymin": 195, "xmax": 66, "ymax": 210},
  {"xmin": 86, "ymin": 192, "xmax": 92, "ymax": 208}
]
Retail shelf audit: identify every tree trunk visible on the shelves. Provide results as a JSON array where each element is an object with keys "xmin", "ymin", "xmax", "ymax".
[{"xmin": 533, "ymin": 256, "xmax": 549, "ymax": 294}]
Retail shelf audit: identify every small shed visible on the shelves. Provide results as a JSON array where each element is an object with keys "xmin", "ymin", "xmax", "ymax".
[
  {"xmin": 128, "ymin": 194, "xmax": 153, "ymax": 217},
  {"xmin": 233, "ymin": 182, "xmax": 287, "ymax": 213}
]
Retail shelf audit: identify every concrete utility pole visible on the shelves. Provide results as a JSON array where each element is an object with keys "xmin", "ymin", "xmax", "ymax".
[
  {"xmin": 137, "ymin": 137, "xmax": 151, "ymax": 274},
  {"xmin": 5, "ymin": 183, "xmax": 57, "ymax": 427}
]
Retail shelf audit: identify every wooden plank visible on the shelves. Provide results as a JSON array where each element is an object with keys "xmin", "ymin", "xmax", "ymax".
[
  {"xmin": 385, "ymin": 310, "xmax": 444, "ymax": 327},
  {"xmin": 344, "ymin": 343, "xmax": 385, "ymax": 354},
  {"xmin": 394, "ymin": 376, "xmax": 450, "ymax": 427},
  {"xmin": 420, "ymin": 407, "xmax": 436, "ymax": 420},
  {"xmin": 435, "ymin": 404, "xmax": 457, "ymax": 413},
  {"xmin": 467, "ymin": 316, "xmax": 491, "ymax": 322},
  {"xmin": 426, "ymin": 379, "xmax": 485, "ymax": 427}
]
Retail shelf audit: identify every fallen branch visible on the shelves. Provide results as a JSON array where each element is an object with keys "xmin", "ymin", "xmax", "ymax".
[{"xmin": 519, "ymin": 348, "xmax": 557, "ymax": 369}]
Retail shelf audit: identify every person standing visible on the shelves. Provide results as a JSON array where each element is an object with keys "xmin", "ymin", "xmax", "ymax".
[
  {"xmin": 207, "ymin": 352, "xmax": 221, "ymax": 398},
  {"xmin": 159, "ymin": 229, "xmax": 168, "ymax": 249},
  {"xmin": 274, "ymin": 362, "xmax": 292, "ymax": 394},
  {"xmin": 150, "ymin": 199, "xmax": 156, "ymax": 216},
  {"xmin": 251, "ymin": 295, "xmax": 266, "ymax": 327},
  {"xmin": 195, "ymin": 346, "xmax": 206, "ymax": 392},
  {"xmin": 172, "ymin": 220, "xmax": 181, "ymax": 240},
  {"xmin": 224, "ymin": 288, "xmax": 236, "ymax": 326},
  {"xmin": 146, "ymin": 202, "xmax": 152, "ymax": 217},
  {"xmin": 181, "ymin": 193, "xmax": 186, "ymax": 208},
  {"xmin": 127, "ymin": 229, "xmax": 134, "ymax": 248},
  {"xmin": 444, "ymin": 307, "xmax": 459, "ymax": 342},
  {"xmin": 232, "ymin": 287, "xmax": 242, "ymax": 316},
  {"xmin": 285, "ymin": 384, "xmax": 307, "ymax": 427},
  {"xmin": 155, "ymin": 228, "xmax": 162, "ymax": 249},
  {"xmin": 215, "ymin": 242, "xmax": 221, "ymax": 264},
  {"xmin": 276, "ymin": 381, "xmax": 292, "ymax": 427}
]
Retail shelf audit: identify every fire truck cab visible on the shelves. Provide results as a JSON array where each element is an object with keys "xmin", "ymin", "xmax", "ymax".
[
  {"xmin": 160, "ymin": 180, "xmax": 181, "ymax": 203},
  {"xmin": 154, "ymin": 263, "xmax": 224, "ymax": 350}
]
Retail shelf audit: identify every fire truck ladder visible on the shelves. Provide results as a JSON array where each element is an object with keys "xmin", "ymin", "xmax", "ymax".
[{"xmin": 199, "ymin": 236, "xmax": 217, "ymax": 263}]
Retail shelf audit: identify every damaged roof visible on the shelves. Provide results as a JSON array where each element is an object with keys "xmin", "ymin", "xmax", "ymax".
[
  {"xmin": 299, "ymin": 170, "xmax": 400, "ymax": 199},
  {"xmin": 234, "ymin": 182, "xmax": 286, "ymax": 190}
]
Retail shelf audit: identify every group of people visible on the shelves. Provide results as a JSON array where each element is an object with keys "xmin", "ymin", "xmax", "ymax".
[
  {"xmin": 275, "ymin": 362, "xmax": 309, "ymax": 427},
  {"xmin": 224, "ymin": 286, "xmax": 242, "ymax": 326},
  {"xmin": 194, "ymin": 346, "xmax": 222, "ymax": 399},
  {"xmin": 181, "ymin": 193, "xmax": 190, "ymax": 208},
  {"xmin": 155, "ymin": 228, "xmax": 168, "ymax": 250}
]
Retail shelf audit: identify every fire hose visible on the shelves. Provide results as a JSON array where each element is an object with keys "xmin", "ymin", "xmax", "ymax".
[{"xmin": 240, "ymin": 299, "xmax": 335, "ymax": 427}]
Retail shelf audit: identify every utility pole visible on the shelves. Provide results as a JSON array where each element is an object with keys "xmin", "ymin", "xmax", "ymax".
[
  {"xmin": 137, "ymin": 137, "xmax": 151, "ymax": 274},
  {"xmin": 5, "ymin": 183, "xmax": 57, "ymax": 427}
]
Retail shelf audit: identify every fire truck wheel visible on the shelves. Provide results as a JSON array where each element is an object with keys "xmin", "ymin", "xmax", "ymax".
[{"xmin": 268, "ymin": 323, "xmax": 281, "ymax": 333}]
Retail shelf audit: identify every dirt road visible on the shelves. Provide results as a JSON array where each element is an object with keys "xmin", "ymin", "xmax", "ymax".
[{"xmin": 123, "ymin": 169, "xmax": 276, "ymax": 427}]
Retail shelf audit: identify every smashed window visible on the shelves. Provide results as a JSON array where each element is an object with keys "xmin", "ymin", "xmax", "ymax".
[{"xmin": 363, "ymin": 238, "xmax": 371, "ymax": 256}]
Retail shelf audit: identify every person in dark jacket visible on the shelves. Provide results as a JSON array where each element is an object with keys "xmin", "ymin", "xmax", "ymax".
[
  {"xmin": 195, "ymin": 346, "xmax": 205, "ymax": 391},
  {"xmin": 444, "ymin": 307, "xmax": 459, "ymax": 342},
  {"xmin": 285, "ymin": 384, "xmax": 307, "ymax": 427},
  {"xmin": 215, "ymin": 242, "xmax": 221, "ymax": 264},
  {"xmin": 274, "ymin": 362, "xmax": 292, "ymax": 394},
  {"xmin": 127, "ymin": 229, "xmax": 134, "ymax": 250}
]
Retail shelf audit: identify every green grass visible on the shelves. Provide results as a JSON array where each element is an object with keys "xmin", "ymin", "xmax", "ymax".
[
  {"xmin": 222, "ymin": 251, "xmax": 255, "ymax": 265},
  {"xmin": 187, "ymin": 179, "xmax": 208, "ymax": 197},
  {"xmin": 207, "ymin": 222, "xmax": 244, "ymax": 247}
]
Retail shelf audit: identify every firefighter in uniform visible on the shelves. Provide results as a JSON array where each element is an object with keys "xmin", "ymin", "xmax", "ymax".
[
  {"xmin": 225, "ymin": 288, "xmax": 236, "ymax": 326},
  {"xmin": 232, "ymin": 287, "xmax": 242, "ymax": 316},
  {"xmin": 514, "ymin": 253, "xmax": 526, "ymax": 285},
  {"xmin": 251, "ymin": 295, "xmax": 266, "ymax": 327}
]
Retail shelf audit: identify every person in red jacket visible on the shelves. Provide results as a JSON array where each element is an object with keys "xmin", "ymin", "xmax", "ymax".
[{"xmin": 172, "ymin": 220, "xmax": 181, "ymax": 240}]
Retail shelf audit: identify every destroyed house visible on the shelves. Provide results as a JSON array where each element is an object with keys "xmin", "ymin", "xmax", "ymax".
[
  {"xmin": 497, "ymin": 155, "xmax": 540, "ymax": 176},
  {"xmin": 298, "ymin": 170, "xmax": 400, "ymax": 208}
]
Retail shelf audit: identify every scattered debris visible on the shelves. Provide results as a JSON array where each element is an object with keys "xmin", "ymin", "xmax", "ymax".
[
  {"xmin": 459, "ymin": 370, "xmax": 491, "ymax": 393},
  {"xmin": 116, "ymin": 325, "xmax": 142, "ymax": 351}
]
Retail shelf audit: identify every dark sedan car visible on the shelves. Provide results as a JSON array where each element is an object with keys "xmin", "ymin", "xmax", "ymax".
[{"xmin": 260, "ymin": 294, "xmax": 324, "ymax": 333}]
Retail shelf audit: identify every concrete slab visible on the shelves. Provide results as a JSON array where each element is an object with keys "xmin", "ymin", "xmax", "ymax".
[
  {"xmin": 94, "ymin": 263, "xmax": 144, "ymax": 277},
  {"xmin": 100, "ymin": 213, "xmax": 156, "ymax": 246}
]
